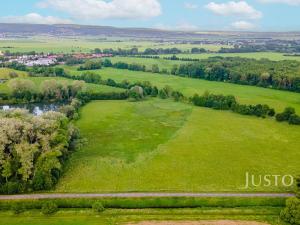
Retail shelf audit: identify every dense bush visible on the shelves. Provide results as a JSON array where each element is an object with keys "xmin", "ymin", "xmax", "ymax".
[
  {"xmin": 0, "ymin": 197, "xmax": 286, "ymax": 211},
  {"xmin": 280, "ymin": 197, "xmax": 300, "ymax": 225},
  {"xmin": 41, "ymin": 201, "xmax": 58, "ymax": 215},
  {"xmin": 190, "ymin": 92, "xmax": 276, "ymax": 119},
  {"xmin": 0, "ymin": 110, "xmax": 79, "ymax": 193},
  {"xmin": 276, "ymin": 107, "xmax": 300, "ymax": 125},
  {"xmin": 11, "ymin": 202, "xmax": 26, "ymax": 214},
  {"xmin": 78, "ymin": 60, "xmax": 102, "ymax": 71},
  {"xmin": 92, "ymin": 201, "xmax": 105, "ymax": 213},
  {"xmin": 191, "ymin": 92, "xmax": 236, "ymax": 110},
  {"xmin": 129, "ymin": 86, "xmax": 144, "ymax": 101},
  {"xmin": 233, "ymin": 104, "xmax": 275, "ymax": 118}
]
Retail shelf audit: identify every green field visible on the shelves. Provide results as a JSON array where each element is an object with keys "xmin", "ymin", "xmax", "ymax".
[
  {"xmin": 0, "ymin": 38, "xmax": 227, "ymax": 53},
  {"xmin": 0, "ymin": 207, "xmax": 283, "ymax": 225},
  {"xmin": 0, "ymin": 68, "xmax": 28, "ymax": 79},
  {"xmin": 0, "ymin": 76, "xmax": 124, "ymax": 95},
  {"xmin": 63, "ymin": 67, "xmax": 300, "ymax": 113},
  {"xmin": 108, "ymin": 56, "xmax": 184, "ymax": 70},
  {"xmin": 103, "ymin": 52, "xmax": 300, "ymax": 71},
  {"xmin": 161, "ymin": 52, "xmax": 300, "ymax": 61},
  {"xmin": 55, "ymin": 99, "xmax": 300, "ymax": 193}
]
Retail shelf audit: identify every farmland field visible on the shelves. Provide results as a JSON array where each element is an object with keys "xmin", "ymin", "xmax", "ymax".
[
  {"xmin": 64, "ymin": 67, "xmax": 300, "ymax": 113},
  {"xmin": 101, "ymin": 53, "xmax": 300, "ymax": 71},
  {"xmin": 160, "ymin": 52, "xmax": 300, "ymax": 61},
  {"xmin": 55, "ymin": 99, "xmax": 300, "ymax": 193},
  {"xmin": 0, "ymin": 38, "xmax": 228, "ymax": 53}
]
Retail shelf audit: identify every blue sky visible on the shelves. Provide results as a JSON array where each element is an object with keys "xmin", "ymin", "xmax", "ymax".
[{"xmin": 0, "ymin": 0, "xmax": 299, "ymax": 31}]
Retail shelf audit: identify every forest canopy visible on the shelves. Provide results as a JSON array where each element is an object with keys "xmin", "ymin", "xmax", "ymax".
[{"xmin": 0, "ymin": 109, "xmax": 79, "ymax": 194}]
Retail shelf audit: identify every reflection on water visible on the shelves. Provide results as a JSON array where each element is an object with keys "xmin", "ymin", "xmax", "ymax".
[{"xmin": 0, "ymin": 103, "xmax": 62, "ymax": 116}]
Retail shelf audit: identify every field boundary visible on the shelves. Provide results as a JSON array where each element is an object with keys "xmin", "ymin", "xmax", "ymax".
[{"xmin": 0, "ymin": 192, "xmax": 295, "ymax": 200}]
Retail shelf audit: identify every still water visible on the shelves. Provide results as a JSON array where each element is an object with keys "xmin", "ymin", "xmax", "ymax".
[{"xmin": 0, "ymin": 103, "xmax": 62, "ymax": 116}]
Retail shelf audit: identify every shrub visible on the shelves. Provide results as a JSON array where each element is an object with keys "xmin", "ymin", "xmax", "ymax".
[
  {"xmin": 41, "ymin": 201, "xmax": 58, "ymax": 215},
  {"xmin": 289, "ymin": 114, "xmax": 300, "ymax": 125},
  {"xmin": 129, "ymin": 86, "xmax": 144, "ymax": 101},
  {"xmin": 0, "ymin": 182, "xmax": 21, "ymax": 195},
  {"xmin": 92, "ymin": 201, "xmax": 105, "ymax": 213},
  {"xmin": 276, "ymin": 107, "xmax": 296, "ymax": 122},
  {"xmin": 280, "ymin": 198, "xmax": 300, "ymax": 225},
  {"xmin": 11, "ymin": 203, "xmax": 25, "ymax": 214}
]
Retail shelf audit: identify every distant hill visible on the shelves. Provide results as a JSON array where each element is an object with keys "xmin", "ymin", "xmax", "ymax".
[
  {"xmin": 0, "ymin": 23, "xmax": 300, "ymax": 41},
  {"xmin": 0, "ymin": 23, "xmax": 204, "ymax": 39}
]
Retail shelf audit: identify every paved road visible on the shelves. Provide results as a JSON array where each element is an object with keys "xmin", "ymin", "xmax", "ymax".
[{"xmin": 0, "ymin": 192, "xmax": 295, "ymax": 200}]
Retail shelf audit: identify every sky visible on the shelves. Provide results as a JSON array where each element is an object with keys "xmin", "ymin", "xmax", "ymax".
[{"xmin": 0, "ymin": 0, "xmax": 299, "ymax": 31}]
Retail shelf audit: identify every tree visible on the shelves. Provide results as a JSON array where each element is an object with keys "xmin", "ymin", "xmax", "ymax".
[
  {"xmin": 129, "ymin": 86, "xmax": 144, "ymax": 101},
  {"xmin": 92, "ymin": 201, "xmax": 105, "ymax": 213},
  {"xmin": 1, "ymin": 159, "xmax": 12, "ymax": 182},
  {"xmin": 70, "ymin": 80, "xmax": 85, "ymax": 97},
  {"xmin": 42, "ymin": 201, "xmax": 58, "ymax": 215},
  {"xmin": 8, "ymin": 79, "xmax": 36, "ymax": 100},
  {"xmin": 0, "ymin": 110, "xmax": 78, "ymax": 193},
  {"xmin": 15, "ymin": 141, "xmax": 39, "ymax": 182},
  {"xmin": 280, "ymin": 198, "xmax": 300, "ymax": 225},
  {"xmin": 151, "ymin": 64, "xmax": 160, "ymax": 73},
  {"xmin": 276, "ymin": 107, "xmax": 298, "ymax": 123}
]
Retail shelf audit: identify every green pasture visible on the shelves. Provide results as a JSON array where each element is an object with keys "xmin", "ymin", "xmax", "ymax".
[
  {"xmin": 55, "ymin": 99, "xmax": 300, "ymax": 193},
  {"xmin": 0, "ymin": 68, "xmax": 28, "ymax": 79},
  {"xmin": 0, "ymin": 38, "xmax": 226, "ymax": 53},
  {"xmin": 64, "ymin": 67, "xmax": 300, "ymax": 113},
  {"xmin": 0, "ymin": 207, "xmax": 283, "ymax": 225},
  {"xmin": 161, "ymin": 52, "xmax": 300, "ymax": 61},
  {"xmin": 108, "ymin": 56, "xmax": 184, "ymax": 70}
]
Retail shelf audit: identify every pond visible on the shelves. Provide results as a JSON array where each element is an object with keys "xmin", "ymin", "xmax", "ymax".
[{"xmin": 0, "ymin": 103, "xmax": 63, "ymax": 116}]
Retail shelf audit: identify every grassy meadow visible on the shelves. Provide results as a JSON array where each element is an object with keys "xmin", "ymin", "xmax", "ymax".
[
  {"xmin": 0, "ymin": 68, "xmax": 28, "ymax": 79},
  {"xmin": 160, "ymin": 52, "xmax": 300, "ymax": 61},
  {"xmin": 64, "ymin": 67, "xmax": 300, "ymax": 113},
  {"xmin": 55, "ymin": 99, "xmax": 300, "ymax": 193},
  {"xmin": 0, "ymin": 38, "xmax": 228, "ymax": 53},
  {"xmin": 0, "ymin": 207, "xmax": 283, "ymax": 225}
]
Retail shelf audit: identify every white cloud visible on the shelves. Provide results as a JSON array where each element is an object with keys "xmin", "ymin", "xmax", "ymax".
[
  {"xmin": 184, "ymin": 2, "xmax": 199, "ymax": 9},
  {"xmin": 38, "ymin": 0, "xmax": 162, "ymax": 20},
  {"xmin": 231, "ymin": 20, "xmax": 256, "ymax": 30},
  {"xmin": 258, "ymin": 0, "xmax": 300, "ymax": 5},
  {"xmin": 205, "ymin": 1, "xmax": 262, "ymax": 19},
  {"xmin": 154, "ymin": 22, "xmax": 199, "ymax": 31},
  {"xmin": 0, "ymin": 13, "xmax": 72, "ymax": 24}
]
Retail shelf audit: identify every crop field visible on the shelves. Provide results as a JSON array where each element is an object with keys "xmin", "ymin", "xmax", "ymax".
[
  {"xmin": 0, "ymin": 38, "xmax": 227, "ymax": 53},
  {"xmin": 64, "ymin": 67, "xmax": 300, "ymax": 113},
  {"xmin": 0, "ymin": 76, "xmax": 124, "ymax": 94},
  {"xmin": 160, "ymin": 52, "xmax": 300, "ymax": 61},
  {"xmin": 55, "ymin": 99, "xmax": 300, "ymax": 193}
]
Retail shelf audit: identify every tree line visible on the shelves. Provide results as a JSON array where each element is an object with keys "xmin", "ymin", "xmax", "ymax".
[
  {"xmin": 6, "ymin": 79, "xmax": 85, "ymax": 104},
  {"xmin": 98, "ymin": 58, "xmax": 300, "ymax": 93},
  {"xmin": 190, "ymin": 92, "xmax": 300, "ymax": 125}
]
